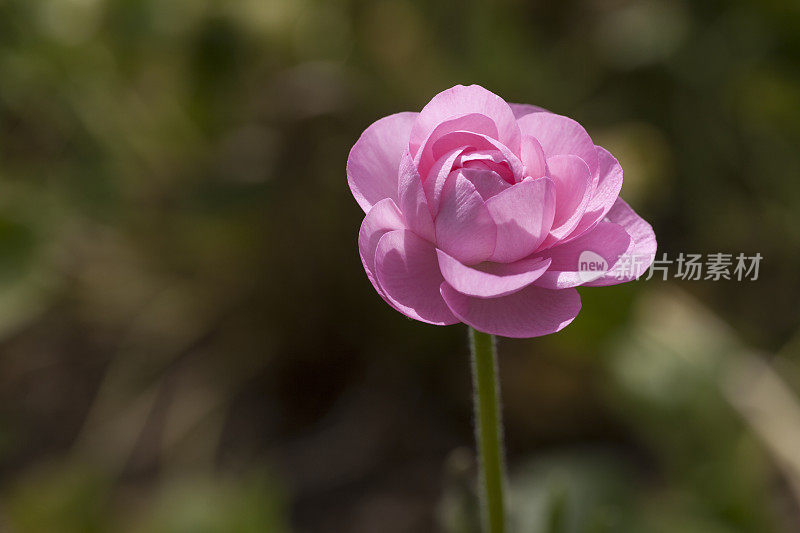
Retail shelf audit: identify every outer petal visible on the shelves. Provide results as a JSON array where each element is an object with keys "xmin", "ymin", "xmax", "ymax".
[
  {"xmin": 584, "ymin": 198, "xmax": 657, "ymax": 286},
  {"xmin": 516, "ymin": 112, "xmax": 598, "ymax": 177},
  {"xmin": 347, "ymin": 112, "xmax": 417, "ymax": 212},
  {"xmin": 533, "ymin": 222, "xmax": 631, "ymax": 289},
  {"xmin": 486, "ymin": 177, "xmax": 556, "ymax": 263},
  {"xmin": 543, "ymin": 155, "xmax": 592, "ymax": 244},
  {"xmin": 440, "ymin": 283, "xmax": 581, "ymax": 338},
  {"xmin": 509, "ymin": 103, "xmax": 550, "ymax": 119},
  {"xmin": 375, "ymin": 230, "xmax": 459, "ymax": 325},
  {"xmin": 437, "ymin": 250, "xmax": 551, "ymax": 298},
  {"xmin": 435, "ymin": 172, "xmax": 497, "ymax": 265},
  {"xmin": 358, "ymin": 199, "xmax": 406, "ymax": 310},
  {"xmin": 410, "ymin": 85, "xmax": 521, "ymax": 155},
  {"xmin": 566, "ymin": 146, "xmax": 624, "ymax": 240},
  {"xmin": 397, "ymin": 150, "xmax": 436, "ymax": 242}
]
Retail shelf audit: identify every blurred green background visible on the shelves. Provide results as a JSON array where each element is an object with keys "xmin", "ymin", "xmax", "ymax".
[{"xmin": 0, "ymin": 0, "xmax": 799, "ymax": 531}]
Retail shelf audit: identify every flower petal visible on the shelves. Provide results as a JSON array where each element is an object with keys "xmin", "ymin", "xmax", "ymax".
[
  {"xmin": 429, "ymin": 131, "xmax": 524, "ymax": 181},
  {"xmin": 533, "ymin": 221, "xmax": 631, "ymax": 289},
  {"xmin": 424, "ymin": 146, "xmax": 469, "ymax": 214},
  {"xmin": 458, "ymin": 150, "xmax": 516, "ymax": 183},
  {"xmin": 397, "ymin": 150, "xmax": 436, "ymax": 242},
  {"xmin": 584, "ymin": 198, "xmax": 657, "ymax": 286},
  {"xmin": 435, "ymin": 172, "xmax": 497, "ymax": 264},
  {"xmin": 347, "ymin": 112, "xmax": 417, "ymax": 212},
  {"xmin": 566, "ymin": 146, "xmax": 624, "ymax": 240},
  {"xmin": 520, "ymin": 135, "xmax": 548, "ymax": 179},
  {"xmin": 440, "ymin": 283, "xmax": 581, "ymax": 338},
  {"xmin": 457, "ymin": 168, "xmax": 512, "ymax": 201},
  {"xmin": 415, "ymin": 114, "xmax": 497, "ymax": 179},
  {"xmin": 375, "ymin": 230, "xmax": 459, "ymax": 325},
  {"xmin": 358, "ymin": 199, "xmax": 407, "ymax": 309},
  {"xmin": 544, "ymin": 155, "xmax": 592, "ymax": 243},
  {"xmin": 516, "ymin": 112, "xmax": 598, "ymax": 177},
  {"xmin": 486, "ymin": 177, "xmax": 556, "ymax": 263},
  {"xmin": 437, "ymin": 249, "xmax": 551, "ymax": 298},
  {"xmin": 410, "ymin": 84, "xmax": 521, "ymax": 155},
  {"xmin": 509, "ymin": 103, "xmax": 550, "ymax": 119}
]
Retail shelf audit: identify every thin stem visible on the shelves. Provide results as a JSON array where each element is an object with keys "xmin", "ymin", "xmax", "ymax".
[{"xmin": 469, "ymin": 327, "xmax": 507, "ymax": 533}]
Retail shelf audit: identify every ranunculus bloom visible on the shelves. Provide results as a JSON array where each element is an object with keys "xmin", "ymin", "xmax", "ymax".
[{"xmin": 348, "ymin": 85, "xmax": 656, "ymax": 338}]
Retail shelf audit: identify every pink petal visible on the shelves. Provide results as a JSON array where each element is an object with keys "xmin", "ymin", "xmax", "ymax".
[
  {"xmin": 424, "ymin": 146, "xmax": 468, "ymax": 214},
  {"xmin": 457, "ymin": 168, "xmax": 511, "ymax": 201},
  {"xmin": 347, "ymin": 112, "xmax": 417, "ymax": 213},
  {"xmin": 458, "ymin": 150, "xmax": 507, "ymax": 166},
  {"xmin": 435, "ymin": 172, "xmax": 497, "ymax": 265},
  {"xmin": 437, "ymin": 249, "xmax": 551, "ymax": 298},
  {"xmin": 544, "ymin": 155, "xmax": 592, "ymax": 243},
  {"xmin": 509, "ymin": 103, "xmax": 550, "ymax": 119},
  {"xmin": 517, "ymin": 112, "xmax": 598, "ymax": 177},
  {"xmin": 584, "ymin": 198, "xmax": 657, "ymax": 286},
  {"xmin": 520, "ymin": 135, "xmax": 548, "ymax": 179},
  {"xmin": 486, "ymin": 177, "xmax": 556, "ymax": 263},
  {"xmin": 533, "ymin": 222, "xmax": 631, "ymax": 289},
  {"xmin": 410, "ymin": 84, "xmax": 521, "ymax": 155},
  {"xmin": 397, "ymin": 150, "xmax": 436, "ymax": 242},
  {"xmin": 458, "ymin": 150, "xmax": 516, "ymax": 183},
  {"xmin": 429, "ymin": 131, "xmax": 524, "ymax": 181},
  {"xmin": 358, "ymin": 199, "xmax": 407, "ymax": 310},
  {"xmin": 440, "ymin": 283, "xmax": 581, "ymax": 338},
  {"xmin": 415, "ymin": 114, "xmax": 497, "ymax": 179},
  {"xmin": 375, "ymin": 230, "xmax": 459, "ymax": 325},
  {"xmin": 566, "ymin": 146, "xmax": 624, "ymax": 241}
]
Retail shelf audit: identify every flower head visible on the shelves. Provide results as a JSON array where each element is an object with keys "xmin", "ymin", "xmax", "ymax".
[{"xmin": 348, "ymin": 85, "xmax": 656, "ymax": 338}]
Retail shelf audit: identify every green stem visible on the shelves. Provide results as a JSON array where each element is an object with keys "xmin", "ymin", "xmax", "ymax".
[{"xmin": 469, "ymin": 327, "xmax": 507, "ymax": 533}]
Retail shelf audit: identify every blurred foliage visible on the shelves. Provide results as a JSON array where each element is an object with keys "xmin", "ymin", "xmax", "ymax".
[
  {"xmin": 4, "ymin": 461, "xmax": 288, "ymax": 533},
  {"xmin": 0, "ymin": 0, "xmax": 798, "ymax": 531}
]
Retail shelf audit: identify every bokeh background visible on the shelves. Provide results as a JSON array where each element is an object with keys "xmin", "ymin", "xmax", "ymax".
[{"xmin": 0, "ymin": 0, "xmax": 799, "ymax": 531}]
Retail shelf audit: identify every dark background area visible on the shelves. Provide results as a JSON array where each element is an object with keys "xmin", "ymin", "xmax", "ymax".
[{"xmin": 0, "ymin": 0, "xmax": 799, "ymax": 531}]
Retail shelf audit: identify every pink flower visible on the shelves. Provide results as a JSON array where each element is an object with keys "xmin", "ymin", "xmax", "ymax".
[{"xmin": 348, "ymin": 85, "xmax": 656, "ymax": 338}]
